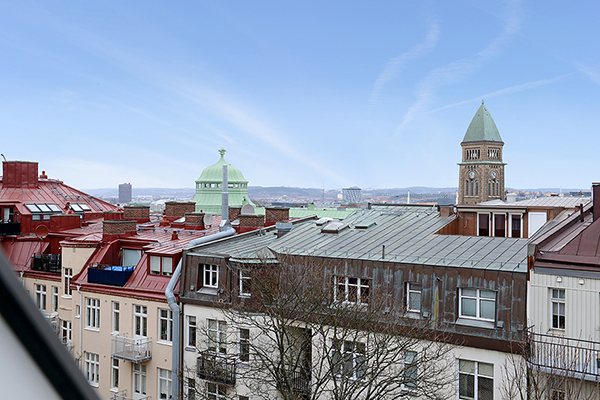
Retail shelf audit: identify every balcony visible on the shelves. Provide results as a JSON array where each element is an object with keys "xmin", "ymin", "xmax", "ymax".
[
  {"xmin": 43, "ymin": 312, "xmax": 59, "ymax": 334},
  {"xmin": 31, "ymin": 254, "xmax": 61, "ymax": 273},
  {"xmin": 111, "ymin": 335, "xmax": 152, "ymax": 363},
  {"xmin": 528, "ymin": 332, "xmax": 600, "ymax": 380},
  {"xmin": 0, "ymin": 222, "xmax": 20, "ymax": 236},
  {"xmin": 283, "ymin": 367, "xmax": 311, "ymax": 395},
  {"xmin": 88, "ymin": 264, "xmax": 134, "ymax": 286},
  {"xmin": 197, "ymin": 350, "xmax": 237, "ymax": 386},
  {"xmin": 110, "ymin": 389, "xmax": 149, "ymax": 400}
]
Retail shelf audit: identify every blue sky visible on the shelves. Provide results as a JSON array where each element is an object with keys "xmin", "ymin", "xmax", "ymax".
[{"xmin": 1, "ymin": 1, "xmax": 599, "ymax": 190}]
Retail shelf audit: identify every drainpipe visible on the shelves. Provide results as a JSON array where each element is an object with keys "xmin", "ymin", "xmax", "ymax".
[
  {"xmin": 77, "ymin": 285, "xmax": 82, "ymax": 368},
  {"xmin": 167, "ymin": 228, "xmax": 236, "ymax": 399}
]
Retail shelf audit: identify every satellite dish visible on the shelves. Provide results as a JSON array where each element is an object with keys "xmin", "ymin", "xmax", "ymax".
[
  {"xmin": 203, "ymin": 214, "xmax": 213, "ymax": 226},
  {"xmin": 241, "ymin": 204, "xmax": 255, "ymax": 215},
  {"xmin": 35, "ymin": 225, "xmax": 49, "ymax": 239}
]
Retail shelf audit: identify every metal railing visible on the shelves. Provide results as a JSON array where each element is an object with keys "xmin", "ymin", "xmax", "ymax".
[
  {"xmin": 0, "ymin": 222, "xmax": 21, "ymax": 236},
  {"xmin": 283, "ymin": 367, "xmax": 311, "ymax": 395},
  {"xmin": 111, "ymin": 335, "xmax": 152, "ymax": 363},
  {"xmin": 31, "ymin": 253, "xmax": 61, "ymax": 273},
  {"xmin": 197, "ymin": 350, "xmax": 237, "ymax": 386},
  {"xmin": 528, "ymin": 331, "xmax": 600, "ymax": 381},
  {"xmin": 110, "ymin": 389, "xmax": 149, "ymax": 400}
]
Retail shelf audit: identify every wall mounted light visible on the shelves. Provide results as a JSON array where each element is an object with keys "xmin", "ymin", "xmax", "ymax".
[{"xmin": 556, "ymin": 276, "xmax": 562, "ymax": 283}]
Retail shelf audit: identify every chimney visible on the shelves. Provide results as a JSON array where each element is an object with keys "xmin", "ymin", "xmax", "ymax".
[
  {"xmin": 276, "ymin": 222, "xmax": 292, "ymax": 238},
  {"xmin": 39, "ymin": 170, "xmax": 48, "ymax": 179},
  {"xmin": 171, "ymin": 230, "xmax": 179, "ymax": 241},
  {"xmin": 593, "ymin": 183, "xmax": 600, "ymax": 222},
  {"xmin": 506, "ymin": 192, "xmax": 517, "ymax": 203},
  {"xmin": 2, "ymin": 161, "xmax": 39, "ymax": 188}
]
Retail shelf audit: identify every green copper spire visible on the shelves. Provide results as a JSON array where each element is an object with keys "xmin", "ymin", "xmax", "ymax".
[{"xmin": 461, "ymin": 100, "xmax": 503, "ymax": 143}]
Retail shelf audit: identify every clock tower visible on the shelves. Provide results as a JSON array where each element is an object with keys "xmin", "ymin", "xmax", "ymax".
[{"xmin": 458, "ymin": 101, "xmax": 506, "ymax": 205}]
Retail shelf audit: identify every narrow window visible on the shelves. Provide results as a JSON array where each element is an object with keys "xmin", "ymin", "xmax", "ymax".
[
  {"xmin": 406, "ymin": 282, "xmax": 422, "ymax": 314},
  {"xmin": 494, "ymin": 214, "xmax": 506, "ymax": 237},
  {"xmin": 64, "ymin": 268, "xmax": 73, "ymax": 296},
  {"xmin": 239, "ymin": 328, "xmax": 250, "ymax": 362},
  {"xmin": 111, "ymin": 358, "xmax": 119, "ymax": 389},
  {"xmin": 478, "ymin": 214, "xmax": 490, "ymax": 236},
  {"xmin": 158, "ymin": 368, "xmax": 172, "ymax": 399},
  {"xmin": 85, "ymin": 352, "xmax": 100, "ymax": 385},
  {"xmin": 134, "ymin": 305, "xmax": 148, "ymax": 337},
  {"xmin": 208, "ymin": 319, "xmax": 227, "ymax": 354},
  {"xmin": 239, "ymin": 270, "xmax": 252, "ymax": 297},
  {"xmin": 35, "ymin": 284, "xmax": 47, "ymax": 311},
  {"xmin": 187, "ymin": 316, "xmax": 197, "ymax": 347},
  {"xmin": 133, "ymin": 364, "xmax": 147, "ymax": 395},
  {"xmin": 511, "ymin": 215, "xmax": 522, "ymax": 238},
  {"xmin": 551, "ymin": 289, "xmax": 565, "ymax": 330},
  {"xmin": 52, "ymin": 286, "xmax": 59, "ymax": 313},
  {"xmin": 112, "ymin": 301, "xmax": 120, "ymax": 332},
  {"xmin": 85, "ymin": 298, "xmax": 100, "ymax": 329},
  {"xmin": 159, "ymin": 309, "xmax": 173, "ymax": 342}
]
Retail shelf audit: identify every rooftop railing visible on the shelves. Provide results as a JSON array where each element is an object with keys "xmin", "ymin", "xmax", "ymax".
[
  {"xmin": 111, "ymin": 335, "xmax": 152, "ymax": 363},
  {"xmin": 0, "ymin": 222, "xmax": 21, "ymax": 236},
  {"xmin": 31, "ymin": 254, "xmax": 61, "ymax": 273},
  {"xmin": 88, "ymin": 264, "xmax": 134, "ymax": 286},
  {"xmin": 528, "ymin": 331, "xmax": 600, "ymax": 381},
  {"xmin": 197, "ymin": 350, "xmax": 237, "ymax": 386}
]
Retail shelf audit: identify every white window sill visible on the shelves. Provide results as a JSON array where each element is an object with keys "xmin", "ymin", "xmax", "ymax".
[
  {"xmin": 110, "ymin": 388, "xmax": 118, "ymax": 393},
  {"xmin": 239, "ymin": 294, "xmax": 251, "ymax": 298},
  {"xmin": 84, "ymin": 327, "xmax": 100, "ymax": 332},
  {"xmin": 197, "ymin": 287, "xmax": 218, "ymax": 295},
  {"xmin": 456, "ymin": 317, "xmax": 495, "ymax": 329},
  {"xmin": 406, "ymin": 311, "xmax": 421, "ymax": 319},
  {"xmin": 88, "ymin": 382, "xmax": 99, "ymax": 388},
  {"xmin": 157, "ymin": 340, "xmax": 173, "ymax": 347},
  {"xmin": 184, "ymin": 346, "xmax": 196, "ymax": 352}
]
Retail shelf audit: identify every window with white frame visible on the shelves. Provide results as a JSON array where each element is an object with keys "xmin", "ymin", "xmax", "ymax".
[
  {"xmin": 406, "ymin": 282, "xmax": 422, "ymax": 313},
  {"xmin": 112, "ymin": 301, "xmax": 120, "ymax": 332},
  {"xmin": 403, "ymin": 351, "xmax": 418, "ymax": 389},
  {"xmin": 459, "ymin": 288, "xmax": 496, "ymax": 321},
  {"xmin": 52, "ymin": 286, "xmax": 59, "ymax": 313},
  {"xmin": 332, "ymin": 339, "xmax": 365, "ymax": 379},
  {"xmin": 239, "ymin": 328, "xmax": 250, "ymax": 362},
  {"xmin": 458, "ymin": 359, "xmax": 493, "ymax": 400},
  {"xmin": 207, "ymin": 382, "xmax": 227, "ymax": 400},
  {"xmin": 35, "ymin": 284, "xmax": 46, "ymax": 311},
  {"xmin": 478, "ymin": 213, "xmax": 491, "ymax": 237},
  {"xmin": 510, "ymin": 214, "xmax": 522, "ymax": 238},
  {"xmin": 551, "ymin": 289, "xmax": 565, "ymax": 330},
  {"xmin": 208, "ymin": 319, "xmax": 227, "ymax": 354},
  {"xmin": 150, "ymin": 256, "xmax": 173, "ymax": 276},
  {"xmin": 85, "ymin": 297, "xmax": 100, "ymax": 329},
  {"xmin": 334, "ymin": 276, "xmax": 370, "ymax": 305},
  {"xmin": 85, "ymin": 352, "xmax": 100, "ymax": 386},
  {"xmin": 158, "ymin": 368, "xmax": 172, "ymax": 399},
  {"xmin": 203, "ymin": 264, "xmax": 219, "ymax": 288},
  {"xmin": 64, "ymin": 268, "xmax": 73, "ymax": 296},
  {"xmin": 187, "ymin": 378, "xmax": 196, "ymax": 400},
  {"xmin": 239, "ymin": 270, "xmax": 251, "ymax": 297},
  {"xmin": 133, "ymin": 364, "xmax": 147, "ymax": 395},
  {"xmin": 134, "ymin": 305, "xmax": 148, "ymax": 337},
  {"xmin": 187, "ymin": 316, "xmax": 197, "ymax": 347},
  {"xmin": 111, "ymin": 358, "xmax": 119, "ymax": 389},
  {"xmin": 159, "ymin": 309, "xmax": 173, "ymax": 343},
  {"xmin": 61, "ymin": 320, "xmax": 72, "ymax": 344}
]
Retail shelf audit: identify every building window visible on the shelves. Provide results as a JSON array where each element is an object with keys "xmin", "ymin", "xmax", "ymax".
[
  {"xmin": 187, "ymin": 316, "xmax": 197, "ymax": 347},
  {"xmin": 459, "ymin": 289, "xmax": 496, "ymax": 321},
  {"xmin": 334, "ymin": 276, "xmax": 370, "ymax": 305},
  {"xmin": 203, "ymin": 264, "xmax": 219, "ymax": 288},
  {"xmin": 239, "ymin": 270, "xmax": 252, "ymax": 297},
  {"xmin": 85, "ymin": 298, "xmax": 100, "ymax": 329},
  {"xmin": 188, "ymin": 378, "xmax": 196, "ymax": 400},
  {"xmin": 406, "ymin": 282, "xmax": 422, "ymax": 314},
  {"xmin": 459, "ymin": 360, "xmax": 493, "ymax": 400},
  {"xmin": 150, "ymin": 256, "xmax": 173, "ymax": 276},
  {"xmin": 403, "ymin": 351, "xmax": 418, "ymax": 389},
  {"xmin": 158, "ymin": 368, "xmax": 172, "ymax": 399},
  {"xmin": 35, "ymin": 284, "xmax": 46, "ymax": 311},
  {"xmin": 134, "ymin": 305, "xmax": 148, "ymax": 337},
  {"xmin": 111, "ymin": 358, "xmax": 119, "ymax": 389},
  {"xmin": 208, "ymin": 319, "xmax": 227, "ymax": 354},
  {"xmin": 510, "ymin": 215, "xmax": 522, "ymax": 238},
  {"xmin": 475, "ymin": 180, "xmax": 479, "ymax": 196},
  {"xmin": 207, "ymin": 383, "xmax": 227, "ymax": 400},
  {"xmin": 332, "ymin": 339, "xmax": 365, "ymax": 379},
  {"xmin": 61, "ymin": 320, "xmax": 72, "ymax": 344},
  {"xmin": 64, "ymin": 268, "xmax": 73, "ymax": 296},
  {"xmin": 551, "ymin": 289, "xmax": 565, "ymax": 330},
  {"xmin": 51, "ymin": 286, "xmax": 59, "ymax": 313},
  {"xmin": 85, "ymin": 352, "xmax": 100, "ymax": 386},
  {"xmin": 133, "ymin": 364, "xmax": 147, "ymax": 395},
  {"xmin": 478, "ymin": 213, "xmax": 490, "ymax": 236},
  {"xmin": 112, "ymin": 301, "xmax": 120, "ymax": 332},
  {"xmin": 239, "ymin": 328, "xmax": 250, "ymax": 362},
  {"xmin": 159, "ymin": 309, "xmax": 173, "ymax": 343},
  {"xmin": 494, "ymin": 214, "xmax": 506, "ymax": 237}
]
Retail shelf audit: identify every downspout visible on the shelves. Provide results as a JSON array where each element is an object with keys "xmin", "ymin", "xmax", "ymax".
[
  {"xmin": 167, "ymin": 163, "xmax": 234, "ymax": 399},
  {"xmin": 77, "ymin": 285, "xmax": 82, "ymax": 368}
]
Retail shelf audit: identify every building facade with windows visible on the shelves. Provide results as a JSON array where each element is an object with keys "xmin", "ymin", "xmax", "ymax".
[{"xmin": 178, "ymin": 205, "xmax": 530, "ymax": 399}]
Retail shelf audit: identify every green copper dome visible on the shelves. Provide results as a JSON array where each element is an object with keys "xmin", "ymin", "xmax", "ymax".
[
  {"xmin": 462, "ymin": 101, "xmax": 503, "ymax": 143},
  {"xmin": 196, "ymin": 148, "xmax": 248, "ymax": 184}
]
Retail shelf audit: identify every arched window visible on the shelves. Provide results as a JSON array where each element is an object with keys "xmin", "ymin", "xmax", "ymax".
[
  {"xmin": 475, "ymin": 180, "xmax": 479, "ymax": 196},
  {"xmin": 488, "ymin": 180, "xmax": 491, "ymax": 195},
  {"xmin": 470, "ymin": 180, "xmax": 474, "ymax": 196},
  {"xmin": 465, "ymin": 181, "xmax": 469, "ymax": 196}
]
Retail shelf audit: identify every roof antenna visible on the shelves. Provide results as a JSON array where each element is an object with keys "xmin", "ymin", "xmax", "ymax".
[
  {"xmin": 0, "ymin": 154, "xmax": 6, "ymax": 162},
  {"xmin": 482, "ymin": 99, "xmax": 484, "ymax": 105}
]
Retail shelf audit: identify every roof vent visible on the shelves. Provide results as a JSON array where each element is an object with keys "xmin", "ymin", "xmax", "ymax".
[
  {"xmin": 321, "ymin": 221, "xmax": 348, "ymax": 234},
  {"xmin": 354, "ymin": 221, "xmax": 376, "ymax": 229},
  {"xmin": 316, "ymin": 217, "xmax": 334, "ymax": 226}
]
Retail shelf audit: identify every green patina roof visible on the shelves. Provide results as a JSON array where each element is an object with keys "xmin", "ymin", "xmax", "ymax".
[
  {"xmin": 462, "ymin": 101, "xmax": 503, "ymax": 143},
  {"xmin": 196, "ymin": 148, "xmax": 248, "ymax": 183}
]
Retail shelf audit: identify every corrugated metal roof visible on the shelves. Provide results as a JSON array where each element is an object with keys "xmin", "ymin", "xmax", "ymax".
[
  {"xmin": 189, "ymin": 207, "xmax": 528, "ymax": 272},
  {"xmin": 481, "ymin": 196, "xmax": 591, "ymax": 208}
]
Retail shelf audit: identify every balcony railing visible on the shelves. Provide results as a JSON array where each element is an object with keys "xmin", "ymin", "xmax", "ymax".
[
  {"xmin": 88, "ymin": 264, "xmax": 134, "ymax": 286},
  {"xmin": 110, "ymin": 389, "xmax": 149, "ymax": 400},
  {"xmin": 31, "ymin": 254, "xmax": 61, "ymax": 273},
  {"xmin": 283, "ymin": 367, "xmax": 311, "ymax": 395},
  {"xmin": 528, "ymin": 332, "xmax": 600, "ymax": 380},
  {"xmin": 111, "ymin": 335, "xmax": 152, "ymax": 363},
  {"xmin": 0, "ymin": 222, "xmax": 20, "ymax": 236},
  {"xmin": 43, "ymin": 312, "xmax": 60, "ymax": 334},
  {"xmin": 197, "ymin": 350, "xmax": 237, "ymax": 386},
  {"xmin": 60, "ymin": 337, "xmax": 74, "ymax": 354}
]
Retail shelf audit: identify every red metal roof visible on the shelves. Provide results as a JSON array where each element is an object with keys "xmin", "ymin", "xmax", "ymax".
[{"xmin": 1, "ymin": 239, "xmax": 49, "ymax": 272}]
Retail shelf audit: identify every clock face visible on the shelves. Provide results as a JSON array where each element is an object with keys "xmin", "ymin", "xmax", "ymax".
[
  {"xmin": 491, "ymin": 171, "xmax": 497, "ymax": 179},
  {"xmin": 468, "ymin": 171, "xmax": 475, "ymax": 179}
]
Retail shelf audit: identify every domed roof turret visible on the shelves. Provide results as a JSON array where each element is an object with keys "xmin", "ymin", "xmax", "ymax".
[
  {"xmin": 196, "ymin": 148, "xmax": 248, "ymax": 184},
  {"xmin": 462, "ymin": 101, "xmax": 503, "ymax": 143}
]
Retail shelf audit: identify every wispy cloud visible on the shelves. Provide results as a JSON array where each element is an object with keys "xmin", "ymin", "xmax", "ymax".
[
  {"xmin": 369, "ymin": 20, "xmax": 440, "ymax": 108},
  {"xmin": 396, "ymin": 0, "xmax": 522, "ymax": 135},
  {"xmin": 575, "ymin": 64, "xmax": 600, "ymax": 85},
  {"xmin": 430, "ymin": 73, "xmax": 571, "ymax": 113}
]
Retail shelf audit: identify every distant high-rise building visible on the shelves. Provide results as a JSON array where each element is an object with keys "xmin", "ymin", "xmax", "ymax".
[
  {"xmin": 119, "ymin": 183, "xmax": 132, "ymax": 204},
  {"xmin": 342, "ymin": 187, "xmax": 362, "ymax": 203}
]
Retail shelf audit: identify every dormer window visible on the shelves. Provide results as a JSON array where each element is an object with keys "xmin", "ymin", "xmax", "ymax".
[{"xmin": 150, "ymin": 256, "xmax": 173, "ymax": 276}]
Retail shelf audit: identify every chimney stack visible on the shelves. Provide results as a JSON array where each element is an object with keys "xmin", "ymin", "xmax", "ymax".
[{"xmin": 593, "ymin": 183, "xmax": 600, "ymax": 222}]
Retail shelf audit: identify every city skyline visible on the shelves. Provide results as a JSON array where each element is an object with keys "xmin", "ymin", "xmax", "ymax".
[{"xmin": 1, "ymin": 1, "xmax": 599, "ymax": 190}]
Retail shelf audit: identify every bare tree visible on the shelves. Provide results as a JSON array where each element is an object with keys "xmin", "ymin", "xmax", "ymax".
[
  {"xmin": 501, "ymin": 330, "xmax": 600, "ymax": 400},
  {"xmin": 186, "ymin": 254, "xmax": 455, "ymax": 400}
]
